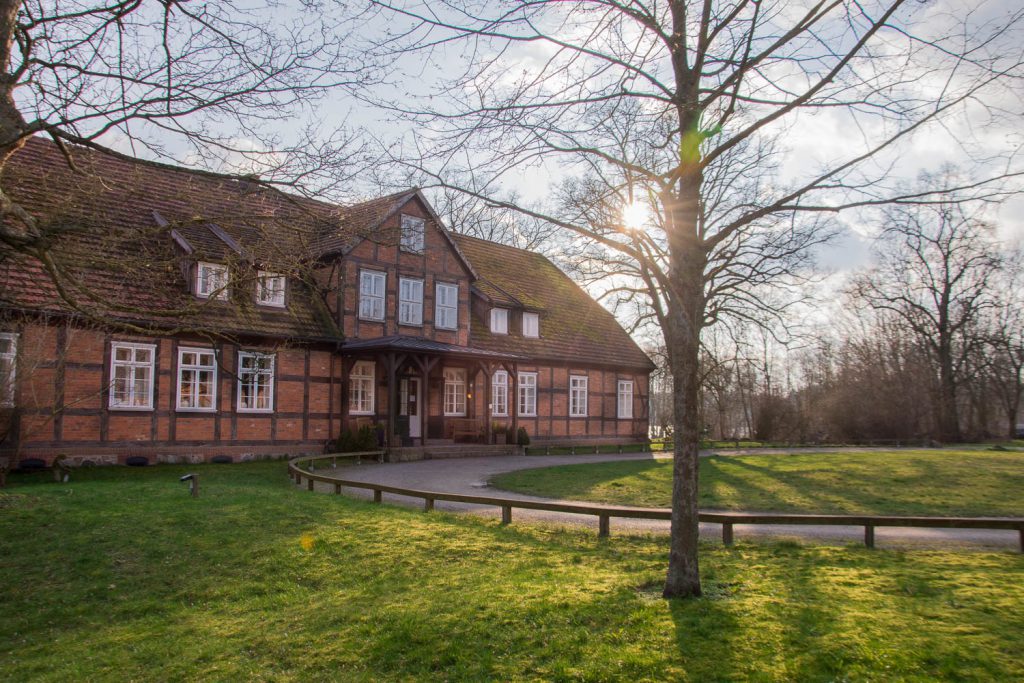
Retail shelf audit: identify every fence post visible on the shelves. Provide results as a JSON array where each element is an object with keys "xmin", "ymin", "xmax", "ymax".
[
  {"xmin": 334, "ymin": 482, "xmax": 342, "ymax": 495},
  {"xmin": 501, "ymin": 505, "xmax": 512, "ymax": 525},
  {"xmin": 295, "ymin": 473, "xmax": 301, "ymax": 486},
  {"xmin": 373, "ymin": 489, "xmax": 382, "ymax": 503},
  {"xmin": 865, "ymin": 525, "xmax": 875, "ymax": 549},
  {"xmin": 424, "ymin": 497, "xmax": 434, "ymax": 512},
  {"xmin": 1019, "ymin": 528, "xmax": 1023, "ymax": 553},
  {"xmin": 598, "ymin": 514, "xmax": 610, "ymax": 538},
  {"xmin": 722, "ymin": 522, "xmax": 734, "ymax": 546},
  {"xmin": 307, "ymin": 478, "xmax": 314, "ymax": 492}
]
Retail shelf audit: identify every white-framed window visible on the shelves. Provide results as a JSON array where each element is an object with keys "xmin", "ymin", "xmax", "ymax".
[
  {"xmin": 617, "ymin": 380, "xmax": 634, "ymax": 419},
  {"xmin": 518, "ymin": 372, "xmax": 537, "ymax": 417},
  {"xmin": 490, "ymin": 308, "xmax": 509, "ymax": 334},
  {"xmin": 570, "ymin": 375, "xmax": 588, "ymax": 417},
  {"xmin": 109, "ymin": 342, "xmax": 156, "ymax": 410},
  {"xmin": 492, "ymin": 370, "xmax": 508, "ymax": 416},
  {"xmin": 359, "ymin": 270, "xmax": 386, "ymax": 321},
  {"xmin": 238, "ymin": 352, "xmax": 275, "ymax": 412},
  {"xmin": 256, "ymin": 271, "xmax": 286, "ymax": 307},
  {"xmin": 522, "ymin": 312, "xmax": 539, "ymax": 338},
  {"xmin": 349, "ymin": 361, "xmax": 375, "ymax": 414},
  {"xmin": 443, "ymin": 367, "xmax": 466, "ymax": 416},
  {"xmin": 196, "ymin": 261, "xmax": 228, "ymax": 300},
  {"xmin": 0, "ymin": 332, "xmax": 17, "ymax": 407},
  {"xmin": 177, "ymin": 347, "xmax": 217, "ymax": 411},
  {"xmin": 400, "ymin": 213, "xmax": 425, "ymax": 253},
  {"xmin": 399, "ymin": 277, "xmax": 424, "ymax": 326},
  {"xmin": 435, "ymin": 282, "xmax": 458, "ymax": 330}
]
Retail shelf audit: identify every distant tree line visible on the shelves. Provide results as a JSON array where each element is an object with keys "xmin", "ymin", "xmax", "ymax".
[{"xmin": 648, "ymin": 201, "xmax": 1024, "ymax": 444}]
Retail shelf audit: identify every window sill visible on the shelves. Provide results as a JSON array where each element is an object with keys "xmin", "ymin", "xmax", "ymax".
[
  {"xmin": 358, "ymin": 316, "xmax": 385, "ymax": 323},
  {"xmin": 256, "ymin": 302, "xmax": 286, "ymax": 309},
  {"xmin": 349, "ymin": 410, "xmax": 375, "ymax": 416},
  {"xmin": 108, "ymin": 405, "xmax": 154, "ymax": 412},
  {"xmin": 238, "ymin": 408, "xmax": 275, "ymax": 414},
  {"xmin": 176, "ymin": 407, "xmax": 218, "ymax": 413},
  {"xmin": 398, "ymin": 321, "xmax": 424, "ymax": 328}
]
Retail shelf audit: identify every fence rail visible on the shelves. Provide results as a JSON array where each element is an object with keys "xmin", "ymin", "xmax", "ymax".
[{"xmin": 288, "ymin": 453, "xmax": 1024, "ymax": 551}]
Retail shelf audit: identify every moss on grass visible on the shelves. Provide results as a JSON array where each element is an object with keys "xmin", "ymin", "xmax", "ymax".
[
  {"xmin": 1, "ymin": 461, "xmax": 1022, "ymax": 681},
  {"xmin": 491, "ymin": 449, "xmax": 1024, "ymax": 516}
]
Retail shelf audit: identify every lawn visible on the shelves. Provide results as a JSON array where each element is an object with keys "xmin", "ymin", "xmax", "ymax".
[
  {"xmin": 490, "ymin": 450, "xmax": 1024, "ymax": 517},
  {"xmin": 1, "ymin": 461, "xmax": 1023, "ymax": 681}
]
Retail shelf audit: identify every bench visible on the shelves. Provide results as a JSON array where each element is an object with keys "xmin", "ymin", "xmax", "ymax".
[{"xmin": 447, "ymin": 418, "xmax": 483, "ymax": 442}]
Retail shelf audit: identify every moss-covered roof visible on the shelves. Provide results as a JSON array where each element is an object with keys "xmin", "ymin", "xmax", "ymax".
[{"xmin": 453, "ymin": 234, "xmax": 653, "ymax": 370}]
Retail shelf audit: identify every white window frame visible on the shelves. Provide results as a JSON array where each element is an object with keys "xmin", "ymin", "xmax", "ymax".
[
  {"xmin": 196, "ymin": 261, "xmax": 229, "ymax": 300},
  {"xmin": 237, "ymin": 352, "xmax": 275, "ymax": 413},
  {"xmin": 570, "ymin": 375, "xmax": 588, "ymax": 417},
  {"xmin": 400, "ymin": 213, "xmax": 425, "ymax": 253},
  {"xmin": 518, "ymin": 372, "xmax": 537, "ymax": 417},
  {"xmin": 398, "ymin": 277, "xmax": 424, "ymax": 326},
  {"xmin": 522, "ymin": 312, "xmax": 539, "ymax": 338},
  {"xmin": 109, "ymin": 342, "xmax": 156, "ymax": 411},
  {"xmin": 256, "ymin": 271, "xmax": 286, "ymax": 308},
  {"xmin": 435, "ymin": 282, "xmax": 458, "ymax": 330},
  {"xmin": 349, "ymin": 361, "xmax": 375, "ymax": 415},
  {"xmin": 443, "ymin": 367, "xmax": 467, "ymax": 416},
  {"xmin": 492, "ymin": 370, "xmax": 508, "ymax": 417},
  {"xmin": 0, "ymin": 332, "xmax": 17, "ymax": 407},
  {"xmin": 176, "ymin": 346, "xmax": 217, "ymax": 412},
  {"xmin": 617, "ymin": 380, "xmax": 634, "ymax": 419},
  {"xmin": 490, "ymin": 308, "xmax": 509, "ymax": 334},
  {"xmin": 359, "ymin": 270, "xmax": 386, "ymax": 321}
]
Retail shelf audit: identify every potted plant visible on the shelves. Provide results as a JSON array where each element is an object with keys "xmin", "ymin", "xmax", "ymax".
[{"xmin": 493, "ymin": 422, "xmax": 508, "ymax": 445}]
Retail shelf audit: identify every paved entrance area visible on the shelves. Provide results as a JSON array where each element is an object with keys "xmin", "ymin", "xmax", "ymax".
[{"xmin": 305, "ymin": 451, "xmax": 1021, "ymax": 551}]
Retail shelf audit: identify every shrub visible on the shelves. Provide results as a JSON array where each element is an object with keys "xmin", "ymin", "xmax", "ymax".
[
  {"xmin": 335, "ymin": 425, "xmax": 378, "ymax": 453},
  {"xmin": 516, "ymin": 427, "xmax": 530, "ymax": 446}
]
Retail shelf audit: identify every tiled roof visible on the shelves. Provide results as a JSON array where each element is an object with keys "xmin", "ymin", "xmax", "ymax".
[
  {"xmin": 452, "ymin": 234, "xmax": 654, "ymax": 370},
  {"xmin": 314, "ymin": 189, "xmax": 416, "ymax": 256},
  {"xmin": 1, "ymin": 137, "xmax": 340, "ymax": 340}
]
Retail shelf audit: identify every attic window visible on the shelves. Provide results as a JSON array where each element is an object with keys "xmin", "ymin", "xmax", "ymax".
[
  {"xmin": 400, "ymin": 214, "xmax": 425, "ymax": 253},
  {"xmin": 490, "ymin": 308, "xmax": 509, "ymax": 334},
  {"xmin": 522, "ymin": 312, "xmax": 539, "ymax": 338},
  {"xmin": 256, "ymin": 271, "xmax": 286, "ymax": 307},
  {"xmin": 196, "ymin": 262, "xmax": 228, "ymax": 300}
]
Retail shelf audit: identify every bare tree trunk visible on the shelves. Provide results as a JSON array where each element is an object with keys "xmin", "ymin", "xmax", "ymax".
[
  {"xmin": 663, "ymin": 172, "xmax": 704, "ymax": 599},
  {"xmin": 937, "ymin": 339, "xmax": 962, "ymax": 442}
]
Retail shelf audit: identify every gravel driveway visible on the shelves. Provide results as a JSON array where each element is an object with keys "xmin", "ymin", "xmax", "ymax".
[{"xmin": 302, "ymin": 451, "xmax": 1022, "ymax": 551}]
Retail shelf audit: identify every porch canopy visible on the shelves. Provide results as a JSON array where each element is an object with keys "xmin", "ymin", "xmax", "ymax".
[{"xmin": 340, "ymin": 335, "xmax": 524, "ymax": 445}]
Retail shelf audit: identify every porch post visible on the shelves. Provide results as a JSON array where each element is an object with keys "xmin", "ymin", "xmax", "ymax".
[
  {"xmin": 510, "ymin": 361, "xmax": 519, "ymax": 440},
  {"xmin": 483, "ymin": 362, "xmax": 493, "ymax": 444},
  {"xmin": 386, "ymin": 352, "xmax": 399, "ymax": 448}
]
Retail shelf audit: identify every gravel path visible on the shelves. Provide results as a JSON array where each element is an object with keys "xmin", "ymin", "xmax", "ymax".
[{"xmin": 302, "ymin": 450, "xmax": 1022, "ymax": 551}]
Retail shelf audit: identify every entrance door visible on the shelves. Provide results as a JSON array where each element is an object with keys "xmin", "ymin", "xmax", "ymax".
[{"xmin": 399, "ymin": 377, "xmax": 421, "ymax": 440}]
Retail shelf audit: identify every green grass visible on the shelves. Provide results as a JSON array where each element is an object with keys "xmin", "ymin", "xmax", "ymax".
[
  {"xmin": 2, "ymin": 462, "xmax": 1024, "ymax": 681},
  {"xmin": 491, "ymin": 450, "xmax": 1024, "ymax": 517}
]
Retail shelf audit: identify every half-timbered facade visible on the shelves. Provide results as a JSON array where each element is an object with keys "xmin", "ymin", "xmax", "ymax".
[{"xmin": 0, "ymin": 138, "xmax": 653, "ymax": 465}]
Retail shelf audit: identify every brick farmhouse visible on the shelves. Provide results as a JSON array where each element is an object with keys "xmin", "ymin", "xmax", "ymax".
[{"xmin": 0, "ymin": 138, "xmax": 653, "ymax": 466}]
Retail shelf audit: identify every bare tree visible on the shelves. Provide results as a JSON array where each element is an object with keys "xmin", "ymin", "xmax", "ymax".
[
  {"xmin": 852, "ymin": 200, "xmax": 1003, "ymax": 442},
  {"xmin": 0, "ymin": 0, "xmax": 371, "ymax": 275},
  {"xmin": 365, "ymin": 0, "xmax": 1024, "ymax": 597},
  {"xmin": 986, "ymin": 254, "xmax": 1024, "ymax": 438}
]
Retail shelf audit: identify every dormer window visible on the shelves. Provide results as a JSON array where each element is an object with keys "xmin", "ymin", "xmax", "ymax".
[
  {"xmin": 196, "ymin": 262, "xmax": 228, "ymax": 300},
  {"xmin": 522, "ymin": 312, "xmax": 539, "ymax": 338},
  {"xmin": 490, "ymin": 308, "xmax": 509, "ymax": 334},
  {"xmin": 400, "ymin": 214, "xmax": 425, "ymax": 253},
  {"xmin": 256, "ymin": 271, "xmax": 286, "ymax": 307}
]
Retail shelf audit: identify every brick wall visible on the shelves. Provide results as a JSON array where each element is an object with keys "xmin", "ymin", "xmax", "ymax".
[{"xmin": 4, "ymin": 321, "xmax": 341, "ymax": 465}]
